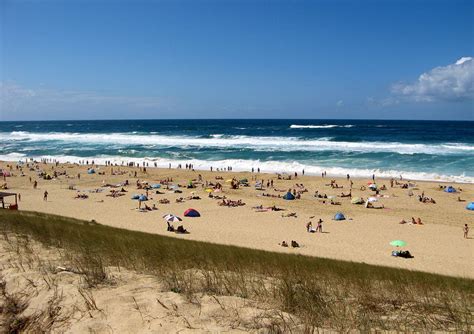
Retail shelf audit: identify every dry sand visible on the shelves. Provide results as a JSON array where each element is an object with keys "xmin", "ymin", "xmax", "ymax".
[
  {"xmin": 0, "ymin": 236, "xmax": 295, "ymax": 333},
  {"xmin": 1, "ymin": 161, "xmax": 473, "ymax": 278}
]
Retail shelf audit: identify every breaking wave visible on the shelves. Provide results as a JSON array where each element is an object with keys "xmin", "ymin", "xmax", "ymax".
[{"xmin": 2, "ymin": 131, "xmax": 473, "ymax": 155}]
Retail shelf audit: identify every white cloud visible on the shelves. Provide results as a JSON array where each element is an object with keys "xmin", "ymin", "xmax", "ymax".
[{"xmin": 391, "ymin": 57, "xmax": 474, "ymax": 102}]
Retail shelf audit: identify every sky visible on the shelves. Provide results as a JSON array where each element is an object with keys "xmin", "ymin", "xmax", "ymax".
[{"xmin": 1, "ymin": 0, "xmax": 473, "ymax": 121}]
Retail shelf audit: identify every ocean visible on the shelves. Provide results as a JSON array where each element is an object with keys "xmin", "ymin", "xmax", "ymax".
[{"xmin": 1, "ymin": 119, "xmax": 473, "ymax": 182}]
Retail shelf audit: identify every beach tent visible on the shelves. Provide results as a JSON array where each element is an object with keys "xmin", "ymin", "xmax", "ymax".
[
  {"xmin": 138, "ymin": 195, "xmax": 148, "ymax": 201},
  {"xmin": 283, "ymin": 192, "xmax": 295, "ymax": 200},
  {"xmin": 368, "ymin": 183, "xmax": 377, "ymax": 190},
  {"xmin": 467, "ymin": 202, "xmax": 474, "ymax": 211},
  {"xmin": 351, "ymin": 197, "xmax": 364, "ymax": 204},
  {"xmin": 444, "ymin": 186, "xmax": 457, "ymax": 193},
  {"xmin": 184, "ymin": 208, "xmax": 200, "ymax": 217},
  {"xmin": 87, "ymin": 169, "xmax": 95, "ymax": 174},
  {"xmin": 334, "ymin": 212, "xmax": 346, "ymax": 221}
]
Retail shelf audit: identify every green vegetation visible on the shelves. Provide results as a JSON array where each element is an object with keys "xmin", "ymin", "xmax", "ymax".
[{"xmin": 1, "ymin": 210, "xmax": 472, "ymax": 332}]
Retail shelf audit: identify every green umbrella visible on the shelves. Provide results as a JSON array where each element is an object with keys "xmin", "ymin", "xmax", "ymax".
[{"xmin": 390, "ymin": 240, "xmax": 407, "ymax": 247}]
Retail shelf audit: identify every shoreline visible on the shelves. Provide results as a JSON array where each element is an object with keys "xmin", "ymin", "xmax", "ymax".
[{"xmin": 2, "ymin": 155, "xmax": 473, "ymax": 184}]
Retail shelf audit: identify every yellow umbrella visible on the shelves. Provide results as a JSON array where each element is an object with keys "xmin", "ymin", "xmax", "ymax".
[{"xmin": 205, "ymin": 188, "xmax": 213, "ymax": 193}]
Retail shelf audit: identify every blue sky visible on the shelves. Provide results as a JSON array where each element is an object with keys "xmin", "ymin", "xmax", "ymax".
[{"xmin": 1, "ymin": 0, "xmax": 473, "ymax": 120}]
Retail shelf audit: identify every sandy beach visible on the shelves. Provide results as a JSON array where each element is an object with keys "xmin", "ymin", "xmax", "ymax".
[{"xmin": 1, "ymin": 160, "xmax": 473, "ymax": 278}]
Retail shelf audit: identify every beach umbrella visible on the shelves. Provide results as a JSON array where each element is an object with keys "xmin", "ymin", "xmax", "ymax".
[
  {"xmin": 390, "ymin": 240, "xmax": 407, "ymax": 247},
  {"xmin": 162, "ymin": 213, "xmax": 174, "ymax": 220},
  {"xmin": 167, "ymin": 216, "xmax": 182, "ymax": 223},
  {"xmin": 368, "ymin": 183, "xmax": 377, "ymax": 190},
  {"xmin": 131, "ymin": 194, "xmax": 140, "ymax": 200},
  {"xmin": 138, "ymin": 195, "xmax": 148, "ymax": 201},
  {"xmin": 466, "ymin": 202, "xmax": 474, "ymax": 211},
  {"xmin": 205, "ymin": 188, "xmax": 213, "ymax": 193},
  {"xmin": 367, "ymin": 197, "xmax": 378, "ymax": 202}
]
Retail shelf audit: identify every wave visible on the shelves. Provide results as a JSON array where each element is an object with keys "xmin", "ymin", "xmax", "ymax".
[
  {"xmin": 3, "ymin": 131, "xmax": 474, "ymax": 155},
  {"xmin": 2, "ymin": 131, "xmax": 474, "ymax": 155},
  {"xmin": 1, "ymin": 153, "xmax": 472, "ymax": 183},
  {"xmin": 290, "ymin": 124, "xmax": 354, "ymax": 129}
]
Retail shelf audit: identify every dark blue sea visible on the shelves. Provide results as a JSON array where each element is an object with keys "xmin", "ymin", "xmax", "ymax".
[{"xmin": 1, "ymin": 119, "xmax": 473, "ymax": 182}]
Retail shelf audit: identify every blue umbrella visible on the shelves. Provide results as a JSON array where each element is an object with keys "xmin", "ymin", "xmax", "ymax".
[{"xmin": 138, "ymin": 195, "xmax": 148, "ymax": 201}]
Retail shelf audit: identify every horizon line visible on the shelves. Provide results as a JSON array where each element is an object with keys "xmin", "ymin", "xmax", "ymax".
[{"xmin": 1, "ymin": 117, "xmax": 473, "ymax": 122}]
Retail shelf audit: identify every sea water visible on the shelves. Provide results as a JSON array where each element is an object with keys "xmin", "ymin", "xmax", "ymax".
[{"xmin": 0, "ymin": 119, "xmax": 473, "ymax": 182}]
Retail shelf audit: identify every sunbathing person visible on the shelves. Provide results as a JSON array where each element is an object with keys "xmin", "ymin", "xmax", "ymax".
[
  {"xmin": 166, "ymin": 222, "xmax": 175, "ymax": 232},
  {"xmin": 291, "ymin": 240, "xmax": 300, "ymax": 248},
  {"xmin": 340, "ymin": 190, "xmax": 351, "ymax": 198},
  {"xmin": 280, "ymin": 241, "xmax": 288, "ymax": 247},
  {"xmin": 176, "ymin": 225, "xmax": 188, "ymax": 234},
  {"xmin": 392, "ymin": 250, "xmax": 414, "ymax": 258},
  {"xmin": 271, "ymin": 205, "xmax": 284, "ymax": 211}
]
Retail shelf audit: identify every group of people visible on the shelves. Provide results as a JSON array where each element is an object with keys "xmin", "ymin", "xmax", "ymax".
[
  {"xmin": 218, "ymin": 199, "xmax": 245, "ymax": 207},
  {"xmin": 306, "ymin": 219, "xmax": 323, "ymax": 233},
  {"xmin": 399, "ymin": 217, "xmax": 424, "ymax": 225}
]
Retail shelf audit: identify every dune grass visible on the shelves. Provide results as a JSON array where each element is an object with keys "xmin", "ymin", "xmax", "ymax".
[{"xmin": 0, "ymin": 209, "xmax": 472, "ymax": 332}]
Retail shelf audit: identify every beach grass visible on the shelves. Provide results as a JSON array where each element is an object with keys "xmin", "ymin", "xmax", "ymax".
[{"xmin": 1, "ymin": 209, "xmax": 472, "ymax": 331}]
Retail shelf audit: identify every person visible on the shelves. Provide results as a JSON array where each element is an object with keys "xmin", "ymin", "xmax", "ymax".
[
  {"xmin": 316, "ymin": 219, "xmax": 323, "ymax": 232},
  {"xmin": 416, "ymin": 217, "xmax": 423, "ymax": 225},
  {"xmin": 33, "ymin": 180, "xmax": 37, "ymax": 189},
  {"xmin": 464, "ymin": 224, "xmax": 469, "ymax": 239},
  {"xmin": 306, "ymin": 222, "xmax": 316, "ymax": 233},
  {"xmin": 43, "ymin": 190, "xmax": 48, "ymax": 201},
  {"xmin": 280, "ymin": 241, "xmax": 288, "ymax": 247},
  {"xmin": 291, "ymin": 240, "xmax": 300, "ymax": 248},
  {"xmin": 176, "ymin": 225, "xmax": 188, "ymax": 234}
]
